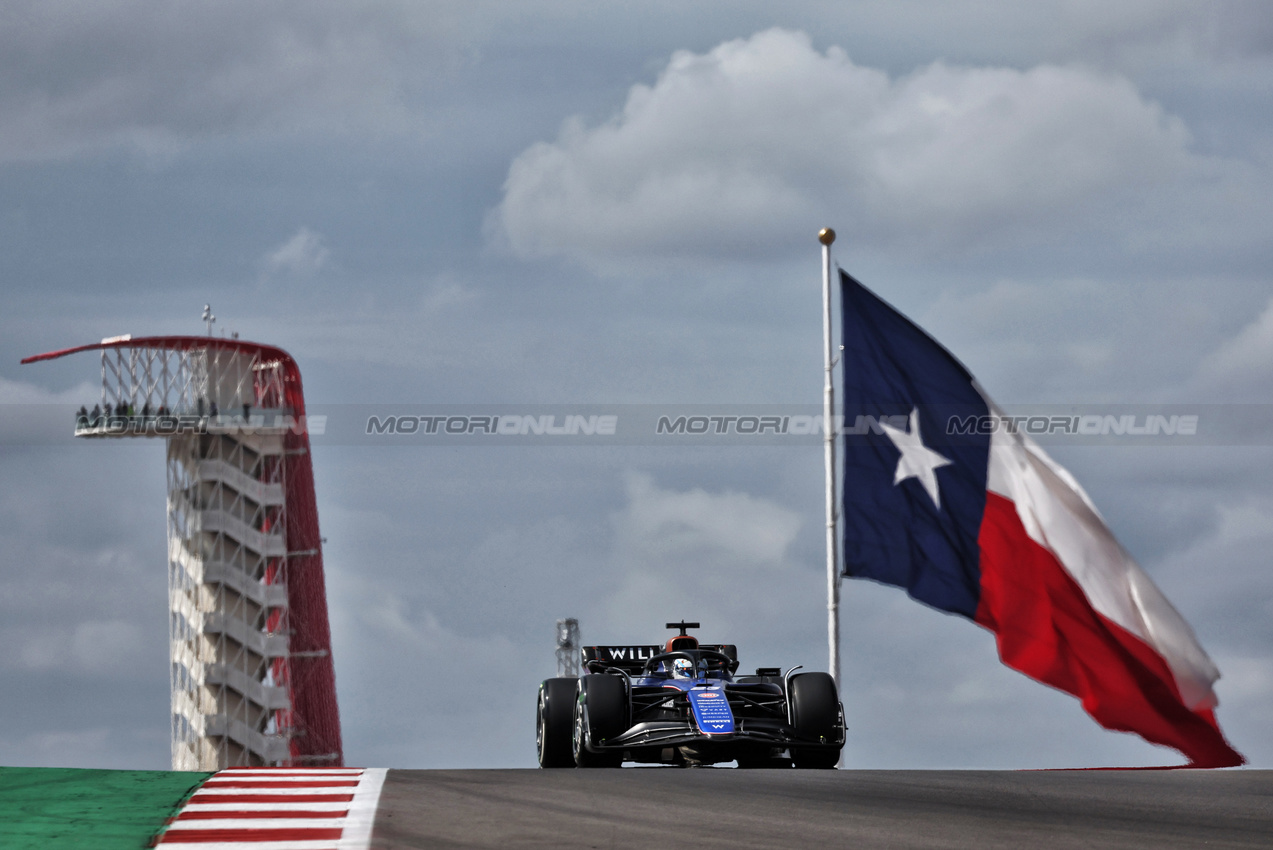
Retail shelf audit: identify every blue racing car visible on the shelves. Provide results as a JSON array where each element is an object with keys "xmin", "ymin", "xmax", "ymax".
[{"xmin": 536, "ymin": 622, "xmax": 844, "ymax": 768}]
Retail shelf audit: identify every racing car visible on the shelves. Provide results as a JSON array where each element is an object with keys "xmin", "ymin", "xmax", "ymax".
[{"xmin": 536, "ymin": 622, "xmax": 844, "ymax": 768}]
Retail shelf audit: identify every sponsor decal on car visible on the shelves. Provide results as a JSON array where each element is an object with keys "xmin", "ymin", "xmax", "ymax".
[
  {"xmin": 591, "ymin": 646, "xmax": 661, "ymax": 662},
  {"xmin": 686, "ymin": 689, "xmax": 735, "ymax": 735}
]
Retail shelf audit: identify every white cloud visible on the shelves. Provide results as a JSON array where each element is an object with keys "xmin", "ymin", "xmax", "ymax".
[
  {"xmin": 616, "ymin": 471, "xmax": 802, "ymax": 564},
  {"xmin": 598, "ymin": 473, "xmax": 809, "ymax": 637},
  {"xmin": 419, "ymin": 277, "xmax": 477, "ymax": 314},
  {"xmin": 1192, "ymin": 296, "xmax": 1273, "ymax": 399},
  {"xmin": 263, "ymin": 227, "xmax": 330, "ymax": 277},
  {"xmin": 490, "ymin": 28, "xmax": 1198, "ymax": 269}
]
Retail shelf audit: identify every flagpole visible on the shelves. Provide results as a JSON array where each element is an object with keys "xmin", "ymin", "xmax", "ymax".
[{"xmin": 819, "ymin": 227, "xmax": 840, "ymax": 695}]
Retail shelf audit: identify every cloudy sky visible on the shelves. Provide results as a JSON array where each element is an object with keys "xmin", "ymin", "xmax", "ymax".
[{"xmin": 1, "ymin": 1, "xmax": 1271, "ymax": 770}]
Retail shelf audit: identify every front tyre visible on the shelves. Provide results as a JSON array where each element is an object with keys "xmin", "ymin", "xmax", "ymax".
[
  {"xmin": 573, "ymin": 675, "xmax": 626, "ymax": 768},
  {"xmin": 788, "ymin": 672, "xmax": 842, "ymax": 769},
  {"xmin": 537, "ymin": 678, "xmax": 576, "ymax": 767}
]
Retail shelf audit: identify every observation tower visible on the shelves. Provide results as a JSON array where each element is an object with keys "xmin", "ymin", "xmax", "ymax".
[{"xmin": 23, "ymin": 333, "xmax": 342, "ymax": 771}]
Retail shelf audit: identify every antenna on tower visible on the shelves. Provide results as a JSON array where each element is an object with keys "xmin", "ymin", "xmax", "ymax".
[
  {"xmin": 555, "ymin": 618, "xmax": 580, "ymax": 678},
  {"xmin": 202, "ymin": 304, "xmax": 216, "ymax": 336}
]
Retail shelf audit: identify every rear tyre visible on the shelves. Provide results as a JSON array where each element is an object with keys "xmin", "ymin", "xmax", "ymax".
[
  {"xmin": 573, "ymin": 675, "xmax": 627, "ymax": 768},
  {"xmin": 537, "ymin": 678, "xmax": 576, "ymax": 768},
  {"xmin": 788, "ymin": 672, "xmax": 842, "ymax": 769}
]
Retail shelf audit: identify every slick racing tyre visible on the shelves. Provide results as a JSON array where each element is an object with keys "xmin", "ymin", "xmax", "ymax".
[
  {"xmin": 573, "ymin": 675, "xmax": 626, "ymax": 768},
  {"xmin": 788, "ymin": 672, "xmax": 842, "ymax": 769},
  {"xmin": 537, "ymin": 678, "xmax": 577, "ymax": 768}
]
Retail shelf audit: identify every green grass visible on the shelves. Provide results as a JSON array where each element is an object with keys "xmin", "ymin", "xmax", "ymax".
[{"xmin": 0, "ymin": 767, "xmax": 212, "ymax": 849}]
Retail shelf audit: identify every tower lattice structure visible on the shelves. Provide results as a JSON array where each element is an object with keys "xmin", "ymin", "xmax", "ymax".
[
  {"xmin": 23, "ymin": 336, "xmax": 342, "ymax": 770},
  {"xmin": 556, "ymin": 618, "xmax": 580, "ymax": 678}
]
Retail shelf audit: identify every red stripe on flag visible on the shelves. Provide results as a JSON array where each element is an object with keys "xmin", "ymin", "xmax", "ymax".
[
  {"xmin": 975, "ymin": 491, "xmax": 1244, "ymax": 768},
  {"xmin": 159, "ymin": 827, "xmax": 343, "ymax": 843},
  {"xmin": 177, "ymin": 809, "xmax": 349, "ymax": 820},
  {"xmin": 190, "ymin": 793, "xmax": 354, "ymax": 804}
]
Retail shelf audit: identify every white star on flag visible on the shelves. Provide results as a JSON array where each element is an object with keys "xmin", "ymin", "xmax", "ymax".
[{"xmin": 879, "ymin": 407, "xmax": 952, "ymax": 509}]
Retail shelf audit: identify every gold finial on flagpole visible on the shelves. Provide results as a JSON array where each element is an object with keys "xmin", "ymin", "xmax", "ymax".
[{"xmin": 818, "ymin": 227, "xmax": 836, "ymax": 246}]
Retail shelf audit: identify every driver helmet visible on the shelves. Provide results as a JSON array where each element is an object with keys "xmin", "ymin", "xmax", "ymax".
[{"xmin": 671, "ymin": 657, "xmax": 695, "ymax": 679}]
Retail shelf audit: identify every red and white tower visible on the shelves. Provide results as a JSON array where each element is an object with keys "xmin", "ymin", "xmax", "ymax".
[{"xmin": 23, "ymin": 335, "xmax": 343, "ymax": 770}]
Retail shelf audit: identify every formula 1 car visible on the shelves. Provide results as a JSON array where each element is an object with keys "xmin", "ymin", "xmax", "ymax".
[{"xmin": 536, "ymin": 622, "xmax": 845, "ymax": 768}]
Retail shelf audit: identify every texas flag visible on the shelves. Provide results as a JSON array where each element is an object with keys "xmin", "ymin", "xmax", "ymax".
[{"xmin": 838, "ymin": 270, "xmax": 1243, "ymax": 767}]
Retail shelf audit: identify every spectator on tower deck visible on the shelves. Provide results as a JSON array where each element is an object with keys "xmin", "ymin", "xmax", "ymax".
[
  {"xmin": 90, "ymin": 403, "xmax": 101, "ymax": 425},
  {"xmin": 142, "ymin": 401, "xmax": 151, "ymax": 418},
  {"xmin": 210, "ymin": 401, "xmax": 218, "ymax": 418},
  {"xmin": 197, "ymin": 398, "xmax": 205, "ymax": 416},
  {"xmin": 76, "ymin": 406, "xmax": 88, "ymax": 427}
]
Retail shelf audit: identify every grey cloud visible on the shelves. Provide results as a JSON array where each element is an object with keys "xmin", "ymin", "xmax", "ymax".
[
  {"xmin": 3, "ymin": 2, "xmax": 1267, "ymax": 168},
  {"xmin": 0, "ymin": 0, "xmax": 479, "ymax": 163}
]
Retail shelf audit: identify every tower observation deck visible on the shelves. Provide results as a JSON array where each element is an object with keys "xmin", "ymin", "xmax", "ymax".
[{"xmin": 22, "ymin": 335, "xmax": 342, "ymax": 771}]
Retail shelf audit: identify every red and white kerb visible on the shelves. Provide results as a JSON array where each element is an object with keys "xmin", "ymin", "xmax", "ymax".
[{"xmin": 156, "ymin": 767, "xmax": 387, "ymax": 850}]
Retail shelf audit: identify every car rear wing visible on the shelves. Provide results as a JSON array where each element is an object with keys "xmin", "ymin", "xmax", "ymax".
[{"xmin": 582, "ymin": 644, "xmax": 738, "ymax": 674}]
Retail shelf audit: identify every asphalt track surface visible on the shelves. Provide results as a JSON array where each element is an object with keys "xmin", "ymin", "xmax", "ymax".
[{"xmin": 371, "ymin": 768, "xmax": 1272, "ymax": 849}]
